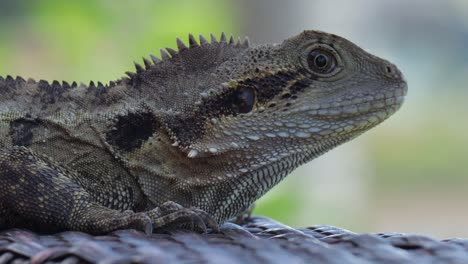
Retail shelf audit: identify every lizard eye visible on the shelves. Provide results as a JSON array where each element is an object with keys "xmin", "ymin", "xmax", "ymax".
[
  {"xmin": 307, "ymin": 48, "xmax": 337, "ymax": 75},
  {"xmin": 233, "ymin": 86, "xmax": 255, "ymax": 114}
]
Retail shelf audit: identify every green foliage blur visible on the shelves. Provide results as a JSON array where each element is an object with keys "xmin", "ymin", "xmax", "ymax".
[{"xmin": 0, "ymin": 0, "xmax": 239, "ymax": 81}]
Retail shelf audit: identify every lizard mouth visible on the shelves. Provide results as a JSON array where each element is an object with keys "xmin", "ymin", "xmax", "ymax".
[
  {"xmin": 308, "ymin": 95, "xmax": 405, "ymax": 121},
  {"xmin": 303, "ymin": 82, "xmax": 407, "ymax": 121}
]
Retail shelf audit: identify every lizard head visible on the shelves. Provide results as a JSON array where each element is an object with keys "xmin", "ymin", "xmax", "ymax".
[{"xmin": 163, "ymin": 31, "xmax": 407, "ymax": 162}]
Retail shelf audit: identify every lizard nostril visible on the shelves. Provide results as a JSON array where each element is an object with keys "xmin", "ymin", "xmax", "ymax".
[
  {"xmin": 383, "ymin": 63, "xmax": 404, "ymax": 81},
  {"xmin": 385, "ymin": 66, "xmax": 393, "ymax": 74}
]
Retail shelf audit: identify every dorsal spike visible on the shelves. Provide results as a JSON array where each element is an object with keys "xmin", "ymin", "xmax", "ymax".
[
  {"xmin": 89, "ymin": 81, "xmax": 96, "ymax": 88},
  {"xmin": 220, "ymin": 32, "xmax": 227, "ymax": 43},
  {"xmin": 165, "ymin": 47, "xmax": 178, "ymax": 57},
  {"xmin": 38, "ymin": 80, "xmax": 50, "ymax": 90},
  {"xmin": 210, "ymin": 33, "xmax": 218, "ymax": 44},
  {"xmin": 97, "ymin": 81, "xmax": 104, "ymax": 88},
  {"xmin": 176, "ymin": 37, "xmax": 188, "ymax": 51},
  {"xmin": 16, "ymin": 76, "xmax": 26, "ymax": 83},
  {"xmin": 126, "ymin": 71, "xmax": 136, "ymax": 78},
  {"xmin": 109, "ymin": 81, "xmax": 116, "ymax": 87},
  {"xmin": 52, "ymin": 80, "xmax": 61, "ymax": 90},
  {"xmin": 62, "ymin": 81, "xmax": 70, "ymax": 89},
  {"xmin": 236, "ymin": 36, "xmax": 242, "ymax": 47},
  {"xmin": 160, "ymin": 49, "xmax": 171, "ymax": 60},
  {"xmin": 142, "ymin": 57, "xmax": 152, "ymax": 69},
  {"xmin": 188, "ymin": 34, "xmax": 199, "ymax": 48},
  {"xmin": 71, "ymin": 81, "xmax": 78, "ymax": 88},
  {"xmin": 134, "ymin": 62, "xmax": 145, "ymax": 73},
  {"xmin": 199, "ymin": 34, "xmax": 208, "ymax": 45},
  {"xmin": 243, "ymin": 36, "xmax": 250, "ymax": 47},
  {"xmin": 229, "ymin": 35, "xmax": 235, "ymax": 44},
  {"xmin": 150, "ymin": 53, "xmax": 161, "ymax": 64}
]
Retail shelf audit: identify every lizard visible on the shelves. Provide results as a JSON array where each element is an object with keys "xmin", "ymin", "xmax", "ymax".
[{"xmin": 0, "ymin": 31, "xmax": 407, "ymax": 235}]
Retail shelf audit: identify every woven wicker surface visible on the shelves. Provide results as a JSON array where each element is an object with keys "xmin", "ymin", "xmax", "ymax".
[{"xmin": 0, "ymin": 216, "xmax": 467, "ymax": 264}]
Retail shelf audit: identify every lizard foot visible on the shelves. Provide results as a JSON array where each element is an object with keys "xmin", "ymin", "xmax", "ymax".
[
  {"xmin": 147, "ymin": 201, "xmax": 219, "ymax": 233},
  {"xmin": 89, "ymin": 211, "xmax": 153, "ymax": 235}
]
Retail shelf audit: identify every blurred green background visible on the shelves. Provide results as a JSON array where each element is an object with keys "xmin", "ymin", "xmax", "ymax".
[{"xmin": 1, "ymin": 0, "xmax": 467, "ymax": 238}]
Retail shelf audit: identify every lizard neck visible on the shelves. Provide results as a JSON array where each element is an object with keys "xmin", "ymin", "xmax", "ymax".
[
  {"xmin": 128, "ymin": 125, "xmax": 355, "ymax": 222},
  {"xmin": 203, "ymin": 133, "xmax": 354, "ymax": 221}
]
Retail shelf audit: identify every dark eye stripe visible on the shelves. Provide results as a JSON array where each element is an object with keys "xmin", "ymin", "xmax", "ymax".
[
  {"xmin": 198, "ymin": 72, "xmax": 300, "ymax": 119},
  {"xmin": 165, "ymin": 71, "xmax": 307, "ymax": 148},
  {"xmin": 239, "ymin": 71, "xmax": 299, "ymax": 103}
]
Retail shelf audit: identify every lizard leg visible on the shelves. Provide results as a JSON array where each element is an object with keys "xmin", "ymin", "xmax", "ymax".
[{"xmin": 0, "ymin": 146, "xmax": 152, "ymax": 234}]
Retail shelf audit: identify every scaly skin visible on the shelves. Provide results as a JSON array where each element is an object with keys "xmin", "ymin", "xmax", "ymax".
[{"xmin": 0, "ymin": 31, "xmax": 407, "ymax": 234}]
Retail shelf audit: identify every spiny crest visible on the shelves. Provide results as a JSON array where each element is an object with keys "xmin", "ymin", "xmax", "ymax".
[
  {"xmin": 126, "ymin": 32, "xmax": 250, "ymax": 78},
  {"xmin": 0, "ymin": 75, "xmax": 126, "ymax": 93}
]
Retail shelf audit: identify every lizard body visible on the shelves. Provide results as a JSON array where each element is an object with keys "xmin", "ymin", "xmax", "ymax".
[{"xmin": 0, "ymin": 31, "xmax": 407, "ymax": 234}]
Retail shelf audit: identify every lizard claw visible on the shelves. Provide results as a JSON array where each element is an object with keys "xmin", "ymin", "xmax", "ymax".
[{"xmin": 189, "ymin": 208, "xmax": 220, "ymax": 233}]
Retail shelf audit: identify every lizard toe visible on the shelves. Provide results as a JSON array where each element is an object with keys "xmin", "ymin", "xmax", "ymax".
[
  {"xmin": 190, "ymin": 208, "xmax": 220, "ymax": 233},
  {"xmin": 124, "ymin": 213, "xmax": 153, "ymax": 235}
]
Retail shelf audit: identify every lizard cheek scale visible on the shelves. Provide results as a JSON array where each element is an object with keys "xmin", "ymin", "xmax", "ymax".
[{"xmin": 0, "ymin": 30, "xmax": 406, "ymax": 234}]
